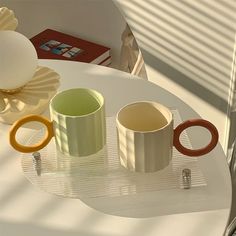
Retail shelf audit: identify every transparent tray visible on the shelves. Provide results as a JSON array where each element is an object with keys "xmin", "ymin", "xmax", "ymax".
[{"xmin": 21, "ymin": 109, "xmax": 207, "ymax": 201}]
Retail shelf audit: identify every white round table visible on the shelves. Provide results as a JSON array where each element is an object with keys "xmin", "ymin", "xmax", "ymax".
[{"xmin": 0, "ymin": 60, "xmax": 231, "ymax": 236}]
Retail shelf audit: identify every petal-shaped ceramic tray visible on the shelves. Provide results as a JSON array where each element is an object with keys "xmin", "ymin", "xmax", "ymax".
[
  {"xmin": 0, "ymin": 7, "xmax": 18, "ymax": 31},
  {"xmin": 0, "ymin": 66, "xmax": 60, "ymax": 124}
]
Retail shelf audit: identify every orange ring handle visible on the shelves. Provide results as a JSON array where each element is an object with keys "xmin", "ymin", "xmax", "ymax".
[
  {"xmin": 9, "ymin": 115, "xmax": 54, "ymax": 153},
  {"xmin": 173, "ymin": 119, "xmax": 219, "ymax": 157}
]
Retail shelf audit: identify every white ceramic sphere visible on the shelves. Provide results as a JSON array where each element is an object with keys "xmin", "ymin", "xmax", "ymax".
[{"xmin": 0, "ymin": 30, "xmax": 38, "ymax": 90}]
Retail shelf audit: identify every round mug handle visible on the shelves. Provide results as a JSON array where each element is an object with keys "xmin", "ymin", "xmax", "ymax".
[
  {"xmin": 173, "ymin": 119, "xmax": 219, "ymax": 156},
  {"xmin": 9, "ymin": 115, "xmax": 54, "ymax": 153}
]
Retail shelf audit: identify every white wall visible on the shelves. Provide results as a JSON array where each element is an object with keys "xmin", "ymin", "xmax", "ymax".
[
  {"xmin": 114, "ymin": 0, "xmax": 236, "ymax": 153},
  {"xmin": 0, "ymin": 0, "xmax": 126, "ymax": 68}
]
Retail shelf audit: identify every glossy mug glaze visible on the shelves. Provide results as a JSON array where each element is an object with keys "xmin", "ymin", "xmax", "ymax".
[
  {"xmin": 116, "ymin": 101, "xmax": 218, "ymax": 172},
  {"xmin": 10, "ymin": 88, "xmax": 106, "ymax": 157}
]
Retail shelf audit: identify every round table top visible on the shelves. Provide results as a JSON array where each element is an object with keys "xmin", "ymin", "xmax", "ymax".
[{"xmin": 0, "ymin": 59, "xmax": 231, "ymax": 236}]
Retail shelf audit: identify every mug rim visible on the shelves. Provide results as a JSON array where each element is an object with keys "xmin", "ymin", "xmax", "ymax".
[
  {"xmin": 116, "ymin": 101, "xmax": 173, "ymax": 133},
  {"xmin": 50, "ymin": 87, "xmax": 104, "ymax": 118}
]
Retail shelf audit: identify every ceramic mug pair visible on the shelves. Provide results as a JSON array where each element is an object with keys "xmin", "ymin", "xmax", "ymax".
[{"xmin": 10, "ymin": 88, "xmax": 219, "ymax": 173}]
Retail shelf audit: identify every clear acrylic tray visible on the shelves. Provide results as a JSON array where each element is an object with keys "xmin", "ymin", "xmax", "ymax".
[{"xmin": 21, "ymin": 110, "xmax": 207, "ymax": 201}]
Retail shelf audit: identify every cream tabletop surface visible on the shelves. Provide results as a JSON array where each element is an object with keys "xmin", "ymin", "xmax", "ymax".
[{"xmin": 0, "ymin": 59, "xmax": 231, "ymax": 236}]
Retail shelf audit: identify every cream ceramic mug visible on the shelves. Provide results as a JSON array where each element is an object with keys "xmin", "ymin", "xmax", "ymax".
[
  {"xmin": 10, "ymin": 88, "xmax": 106, "ymax": 157},
  {"xmin": 116, "ymin": 101, "xmax": 218, "ymax": 172}
]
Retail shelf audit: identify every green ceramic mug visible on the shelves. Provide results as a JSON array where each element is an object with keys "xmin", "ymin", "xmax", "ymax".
[{"xmin": 10, "ymin": 88, "xmax": 106, "ymax": 157}]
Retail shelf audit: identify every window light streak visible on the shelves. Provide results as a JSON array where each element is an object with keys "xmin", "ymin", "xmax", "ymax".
[
  {"xmin": 117, "ymin": 0, "xmax": 235, "ymax": 103},
  {"xmin": 127, "ymin": 18, "xmax": 230, "ymax": 89},
  {"xmin": 126, "ymin": 130, "xmax": 135, "ymax": 169},
  {"xmin": 120, "ymin": 185, "xmax": 137, "ymax": 196},
  {"xmin": 141, "ymin": 40, "xmax": 228, "ymax": 98},
  {"xmin": 119, "ymin": 127, "xmax": 135, "ymax": 170},
  {"xmin": 198, "ymin": 0, "xmax": 236, "ymax": 20},
  {"xmin": 157, "ymin": 19, "xmax": 229, "ymax": 69},
  {"xmin": 122, "ymin": 0, "xmax": 233, "ymax": 54},
  {"xmin": 153, "ymin": 0, "xmax": 232, "ymax": 40},
  {"xmin": 120, "ymin": 0, "xmax": 236, "ymax": 101},
  {"xmin": 227, "ymin": 35, "xmax": 236, "ymax": 114},
  {"xmin": 122, "ymin": 2, "xmax": 232, "ymax": 74},
  {"xmin": 135, "ymin": 33, "xmax": 228, "ymax": 99},
  {"xmin": 216, "ymin": 0, "xmax": 236, "ymax": 11},
  {"xmin": 26, "ymin": 78, "xmax": 59, "ymax": 87},
  {"xmin": 151, "ymin": 0, "xmax": 234, "ymax": 46},
  {"xmin": 181, "ymin": 0, "xmax": 235, "ymax": 29},
  {"xmin": 87, "ymin": 67, "xmax": 115, "ymax": 76},
  {"xmin": 166, "ymin": 0, "xmax": 235, "ymax": 36},
  {"xmin": 128, "ymin": 3, "xmax": 230, "ymax": 71},
  {"xmin": 54, "ymin": 116, "xmax": 69, "ymax": 153},
  {"xmin": 130, "ymin": 15, "xmax": 230, "ymax": 80},
  {"xmin": 166, "ymin": 1, "xmax": 232, "ymax": 40}
]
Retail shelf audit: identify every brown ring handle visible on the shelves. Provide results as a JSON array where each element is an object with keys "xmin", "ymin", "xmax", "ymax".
[
  {"xmin": 173, "ymin": 119, "xmax": 219, "ymax": 157},
  {"xmin": 9, "ymin": 115, "xmax": 54, "ymax": 153}
]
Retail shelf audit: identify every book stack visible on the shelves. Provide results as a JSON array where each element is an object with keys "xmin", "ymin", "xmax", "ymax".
[{"xmin": 30, "ymin": 29, "xmax": 111, "ymax": 66}]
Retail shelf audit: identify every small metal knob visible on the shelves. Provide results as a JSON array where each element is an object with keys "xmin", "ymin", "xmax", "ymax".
[
  {"xmin": 32, "ymin": 151, "xmax": 41, "ymax": 160},
  {"xmin": 32, "ymin": 152, "xmax": 41, "ymax": 176},
  {"xmin": 182, "ymin": 168, "xmax": 191, "ymax": 189}
]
